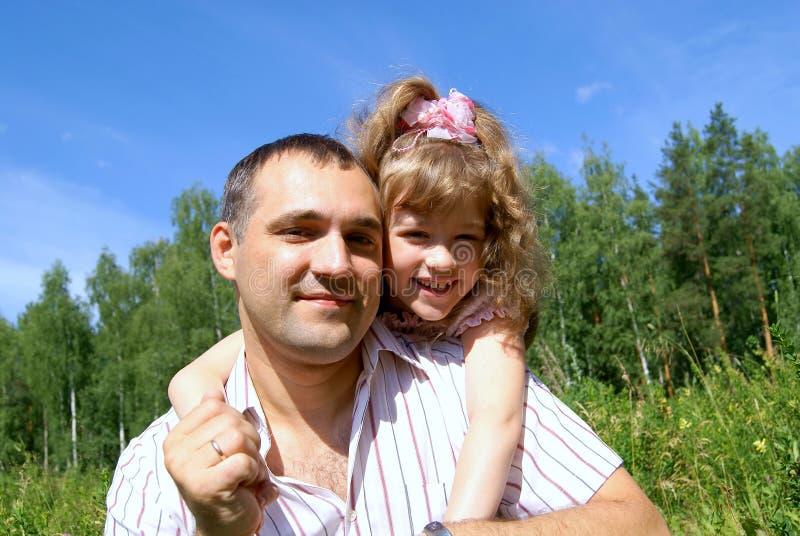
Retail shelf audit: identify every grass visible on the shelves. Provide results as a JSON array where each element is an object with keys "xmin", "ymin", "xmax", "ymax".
[
  {"xmin": 0, "ymin": 461, "xmax": 110, "ymax": 535},
  {"xmin": 2, "ymin": 328, "xmax": 799, "ymax": 535},
  {"xmin": 542, "ymin": 328, "xmax": 800, "ymax": 534}
]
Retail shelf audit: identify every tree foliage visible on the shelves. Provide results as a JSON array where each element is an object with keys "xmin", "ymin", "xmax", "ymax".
[{"xmin": 1, "ymin": 107, "xmax": 798, "ymax": 473}]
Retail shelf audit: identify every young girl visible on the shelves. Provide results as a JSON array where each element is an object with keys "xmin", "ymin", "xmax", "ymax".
[{"xmin": 169, "ymin": 76, "xmax": 543, "ymax": 523}]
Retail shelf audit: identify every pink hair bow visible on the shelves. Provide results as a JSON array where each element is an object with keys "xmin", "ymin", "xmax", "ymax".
[{"xmin": 399, "ymin": 88, "xmax": 478, "ymax": 145}]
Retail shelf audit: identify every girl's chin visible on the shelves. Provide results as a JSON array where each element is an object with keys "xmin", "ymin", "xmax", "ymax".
[
  {"xmin": 385, "ymin": 293, "xmax": 455, "ymax": 322},
  {"xmin": 408, "ymin": 303, "xmax": 452, "ymax": 322}
]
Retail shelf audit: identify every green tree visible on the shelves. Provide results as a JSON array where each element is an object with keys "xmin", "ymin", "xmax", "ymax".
[
  {"xmin": 157, "ymin": 186, "xmax": 237, "ymax": 361},
  {"xmin": 528, "ymin": 147, "xmax": 662, "ymax": 388},
  {"xmin": 125, "ymin": 239, "xmax": 177, "ymax": 431},
  {"xmin": 655, "ymin": 122, "xmax": 728, "ymax": 358},
  {"xmin": 575, "ymin": 145, "xmax": 658, "ymax": 384},
  {"xmin": 86, "ymin": 249, "xmax": 151, "ymax": 462},
  {"xmin": 775, "ymin": 146, "xmax": 800, "ymax": 335},
  {"xmin": 18, "ymin": 262, "xmax": 93, "ymax": 469},
  {"xmin": 736, "ymin": 130, "xmax": 785, "ymax": 359},
  {"xmin": 525, "ymin": 156, "xmax": 582, "ymax": 384},
  {"xmin": 0, "ymin": 318, "xmax": 30, "ymax": 467}
]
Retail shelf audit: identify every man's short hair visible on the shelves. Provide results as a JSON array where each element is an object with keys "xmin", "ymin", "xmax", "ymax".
[{"xmin": 222, "ymin": 134, "xmax": 372, "ymax": 242}]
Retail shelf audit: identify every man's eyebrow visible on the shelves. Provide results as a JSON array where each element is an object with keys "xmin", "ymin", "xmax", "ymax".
[
  {"xmin": 266, "ymin": 210, "xmax": 382, "ymax": 232},
  {"xmin": 351, "ymin": 216, "xmax": 382, "ymax": 232},
  {"xmin": 267, "ymin": 209, "xmax": 325, "ymax": 229}
]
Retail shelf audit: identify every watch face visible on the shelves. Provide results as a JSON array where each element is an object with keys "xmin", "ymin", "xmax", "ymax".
[{"xmin": 424, "ymin": 521, "xmax": 450, "ymax": 536}]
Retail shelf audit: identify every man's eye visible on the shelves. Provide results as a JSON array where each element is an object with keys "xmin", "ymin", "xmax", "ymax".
[
  {"xmin": 282, "ymin": 228, "xmax": 314, "ymax": 238},
  {"xmin": 348, "ymin": 234, "xmax": 376, "ymax": 246}
]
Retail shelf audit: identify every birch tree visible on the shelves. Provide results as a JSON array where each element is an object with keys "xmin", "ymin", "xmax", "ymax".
[{"xmin": 18, "ymin": 262, "xmax": 92, "ymax": 469}]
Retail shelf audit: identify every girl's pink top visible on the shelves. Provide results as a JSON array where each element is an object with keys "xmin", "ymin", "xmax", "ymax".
[{"xmin": 380, "ymin": 292, "xmax": 508, "ymax": 341}]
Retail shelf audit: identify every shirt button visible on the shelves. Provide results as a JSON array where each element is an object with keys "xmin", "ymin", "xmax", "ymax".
[{"xmin": 348, "ymin": 509, "xmax": 357, "ymax": 523}]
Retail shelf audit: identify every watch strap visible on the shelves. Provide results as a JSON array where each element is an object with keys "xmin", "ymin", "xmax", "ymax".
[{"xmin": 422, "ymin": 521, "xmax": 453, "ymax": 536}]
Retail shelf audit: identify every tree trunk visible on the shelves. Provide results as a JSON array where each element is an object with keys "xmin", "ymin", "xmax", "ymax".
[
  {"xmin": 740, "ymin": 202, "xmax": 774, "ymax": 358},
  {"xmin": 648, "ymin": 275, "xmax": 675, "ymax": 397},
  {"xmin": 118, "ymin": 354, "xmax": 126, "ymax": 455},
  {"xmin": 209, "ymin": 267, "xmax": 223, "ymax": 341},
  {"xmin": 620, "ymin": 273, "xmax": 649, "ymax": 383},
  {"xmin": 691, "ymin": 209, "xmax": 728, "ymax": 352},
  {"xmin": 70, "ymin": 383, "xmax": 78, "ymax": 468},
  {"xmin": 785, "ymin": 246, "xmax": 796, "ymax": 288},
  {"xmin": 784, "ymin": 245, "xmax": 800, "ymax": 335},
  {"xmin": 43, "ymin": 406, "xmax": 48, "ymax": 471},
  {"xmin": 552, "ymin": 250, "xmax": 573, "ymax": 384},
  {"xmin": 611, "ymin": 231, "xmax": 649, "ymax": 383}
]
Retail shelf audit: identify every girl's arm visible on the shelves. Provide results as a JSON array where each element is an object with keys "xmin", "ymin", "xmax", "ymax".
[
  {"xmin": 445, "ymin": 317, "xmax": 527, "ymax": 522},
  {"xmin": 167, "ymin": 329, "xmax": 244, "ymax": 418}
]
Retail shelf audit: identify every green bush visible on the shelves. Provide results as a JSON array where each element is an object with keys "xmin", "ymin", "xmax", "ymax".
[
  {"xmin": 0, "ymin": 461, "xmax": 110, "ymax": 535},
  {"xmin": 556, "ymin": 346, "xmax": 800, "ymax": 534}
]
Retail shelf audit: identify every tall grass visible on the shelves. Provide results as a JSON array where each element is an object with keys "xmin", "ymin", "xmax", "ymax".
[
  {"xmin": 541, "ymin": 325, "xmax": 800, "ymax": 534},
  {"xmin": 0, "ymin": 460, "xmax": 110, "ymax": 535},
  {"xmin": 2, "ymin": 328, "xmax": 798, "ymax": 534}
]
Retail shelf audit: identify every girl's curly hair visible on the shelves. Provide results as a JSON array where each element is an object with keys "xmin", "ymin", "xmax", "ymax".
[{"xmin": 350, "ymin": 76, "xmax": 546, "ymax": 335}]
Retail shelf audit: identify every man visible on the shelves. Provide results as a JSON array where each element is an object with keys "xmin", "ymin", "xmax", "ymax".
[{"xmin": 105, "ymin": 134, "xmax": 667, "ymax": 535}]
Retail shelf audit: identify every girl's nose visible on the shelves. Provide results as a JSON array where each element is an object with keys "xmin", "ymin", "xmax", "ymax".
[{"xmin": 425, "ymin": 244, "xmax": 456, "ymax": 272}]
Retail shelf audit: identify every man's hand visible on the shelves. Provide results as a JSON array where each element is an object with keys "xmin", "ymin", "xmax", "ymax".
[{"xmin": 164, "ymin": 390, "xmax": 277, "ymax": 536}]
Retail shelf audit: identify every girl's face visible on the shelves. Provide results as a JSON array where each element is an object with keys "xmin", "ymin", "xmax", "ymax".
[{"xmin": 384, "ymin": 198, "xmax": 486, "ymax": 321}]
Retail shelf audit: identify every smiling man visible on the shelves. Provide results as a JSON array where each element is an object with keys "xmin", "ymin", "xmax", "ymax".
[{"xmin": 105, "ymin": 134, "xmax": 667, "ymax": 535}]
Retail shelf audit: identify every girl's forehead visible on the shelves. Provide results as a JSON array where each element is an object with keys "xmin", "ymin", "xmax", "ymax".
[{"xmin": 388, "ymin": 199, "xmax": 486, "ymax": 229}]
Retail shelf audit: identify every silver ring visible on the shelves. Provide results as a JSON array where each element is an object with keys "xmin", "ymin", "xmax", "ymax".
[{"xmin": 210, "ymin": 438, "xmax": 226, "ymax": 460}]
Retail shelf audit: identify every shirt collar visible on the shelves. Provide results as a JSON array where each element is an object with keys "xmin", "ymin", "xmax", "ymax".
[
  {"xmin": 224, "ymin": 319, "xmax": 425, "ymax": 457},
  {"xmin": 361, "ymin": 318, "xmax": 427, "ymax": 376}
]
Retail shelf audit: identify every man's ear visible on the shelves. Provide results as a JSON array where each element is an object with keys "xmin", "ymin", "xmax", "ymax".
[{"xmin": 210, "ymin": 221, "xmax": 236, "ymax": 281}]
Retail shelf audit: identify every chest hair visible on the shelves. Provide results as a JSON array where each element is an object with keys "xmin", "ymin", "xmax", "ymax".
[{"xmin": 267, "ymin": 421, "xmax": 352, "ymax": 500}]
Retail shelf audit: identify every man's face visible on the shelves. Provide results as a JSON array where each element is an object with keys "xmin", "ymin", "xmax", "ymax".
[{"xmin": 230, "ymin": 154, "xmax": 382, "ymax": 365}]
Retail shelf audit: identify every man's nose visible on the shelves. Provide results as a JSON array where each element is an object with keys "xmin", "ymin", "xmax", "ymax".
[{"xmin": 310, "ymin": 233, "xmax": 353, "ymax": 277}]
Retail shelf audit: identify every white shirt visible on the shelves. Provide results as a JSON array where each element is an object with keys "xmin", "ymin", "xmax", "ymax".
[{"xmin": 105, "ymin": 319, "xmax": 622, "ymax": 535}]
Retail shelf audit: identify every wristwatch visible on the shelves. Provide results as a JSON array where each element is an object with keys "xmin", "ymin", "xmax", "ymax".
[{"xmin": 421, "ymin": 521, "xmax": 453, "ymax": 536}]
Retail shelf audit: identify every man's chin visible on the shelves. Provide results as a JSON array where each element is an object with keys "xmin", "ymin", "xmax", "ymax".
[{"xmin": 285, "ymin": 323, "xmax": 364, "ymax": 363}]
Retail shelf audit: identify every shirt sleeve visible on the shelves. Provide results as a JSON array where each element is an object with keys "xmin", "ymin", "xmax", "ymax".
[
  {"xmin": 104, "ymin": 413, "xmax": 192, "ymax": 535},
  {"xmin": 499, "ymin": 374, "xmax": 624, "ymax": 518}
]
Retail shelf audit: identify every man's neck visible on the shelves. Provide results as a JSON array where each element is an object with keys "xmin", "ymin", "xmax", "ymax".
[
  {"xmin": 241, "ymin": 326, "xmax": 363, "ymax": 424},
  {"xmin": 241, "ymin": 325, "xmax": 362, "ymax": 499}
]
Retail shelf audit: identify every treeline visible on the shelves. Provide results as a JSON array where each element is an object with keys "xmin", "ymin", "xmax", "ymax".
[
  {"xmin": 0, "ymin": 187, "xmax": 241, "ymax": 470},
  {"xmin": 528, "ymin": 103, "xmax": 800, "ymax": 392},
  {"xmin": 0, "ymin": 104, "xmax": 798, "ymax": 471}
]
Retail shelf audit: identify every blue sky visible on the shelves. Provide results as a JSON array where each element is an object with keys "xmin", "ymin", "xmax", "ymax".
[{"xmin": 1, "ymin": 0, "xmax": 798, "ymax": 322}]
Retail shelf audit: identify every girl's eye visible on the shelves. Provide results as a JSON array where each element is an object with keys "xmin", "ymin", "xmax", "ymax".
[{"xmin": 402, "ymin": 231, "xmax": 429, "ymax": 240}]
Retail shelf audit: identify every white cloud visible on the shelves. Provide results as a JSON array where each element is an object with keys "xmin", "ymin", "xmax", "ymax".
[
  {"xmin": 569, "ymin": 149, "xmax": 585, "ymax": 174},
  {"xmin": 576, "ymin": 82, "xmax": 613, "ymax": 103},
  {"xmin": 538, "ymin": 142, "xmax": 558, "ymax": 156},
  {"xmin": 103, "ymin": 127, "xmax": 129, "ymax": 143},
  {"xmin": 0, "ymin": 169, "xmax": 168, "ymax": 322}
]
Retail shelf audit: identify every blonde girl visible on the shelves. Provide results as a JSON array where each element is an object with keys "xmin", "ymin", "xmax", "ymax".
[{"xmin": 169, "ymin": 76, "xmax": 543, "ymax": 523}]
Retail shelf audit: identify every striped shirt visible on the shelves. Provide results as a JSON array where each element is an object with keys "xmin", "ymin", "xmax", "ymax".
[{"xmin": 105, "ymin": 319, "xmax": 622, "ymax": 535}]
